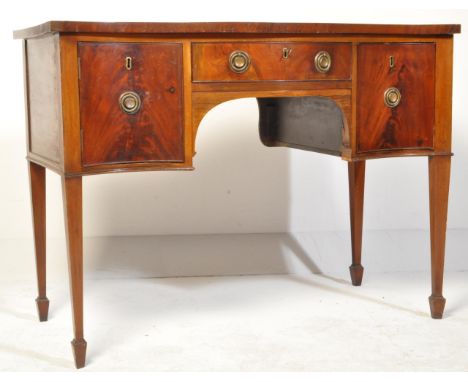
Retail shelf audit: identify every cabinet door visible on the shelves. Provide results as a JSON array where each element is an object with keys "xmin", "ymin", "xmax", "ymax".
[
  {"xmin": 357, "ymin": 43, "xmax": 435, "ymax": 153},
  {"xmin": 78, "ymin": 42, "xmax": 184, "ymax": 166}
]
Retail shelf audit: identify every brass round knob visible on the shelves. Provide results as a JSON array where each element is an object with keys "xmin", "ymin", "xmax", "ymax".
[
  {"xmin": 229, "ymin": 51, "xmax": 251, "ymax": 73},
  {"xmin": 384, "ymin": 87, "xmax": 402, "ymax": 108},
  {"xmin": 119, "ymin": 91, "xmax": 141, "ymax": 114},
  {"xmin": 314, "ymin": 51, "xmax": 332, "ymax": 73}
]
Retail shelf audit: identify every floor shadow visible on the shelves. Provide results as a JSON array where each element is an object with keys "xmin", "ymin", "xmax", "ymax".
[
  {"xmin": 289, "ymin": 275, "xmax": 428, "ymax": 317},
  {"xmin": 85, "ymin": 234, "xmax": 291, "ymax": 281},
  {"xmin": 281, "ymin": 233, "xmax": 429, "ymax": 317},
  {"xmin": 40, "ymin": 98, "xmax": 447, "ymax": 339}
]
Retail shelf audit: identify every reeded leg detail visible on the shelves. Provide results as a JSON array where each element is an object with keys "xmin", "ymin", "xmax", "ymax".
[
  {"xmin": 428, "ymin": 156, "xmax": 451, "ymax": 319},
  {"xmin": 348, "ymin": 161, "xmax": 366, "ymax": 286},
  {"xmin": 29, "ymin": 161, "xmax": 49, "ymax": 321},
  {"xmin": 62, "ymin": 176, "xmax": 87, "ymax": 368}
]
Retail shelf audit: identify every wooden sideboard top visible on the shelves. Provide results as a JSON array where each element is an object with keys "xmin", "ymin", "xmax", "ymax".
[{"xmin": 13, "ymin": 21, "xmax": 461, "ymax": 39}]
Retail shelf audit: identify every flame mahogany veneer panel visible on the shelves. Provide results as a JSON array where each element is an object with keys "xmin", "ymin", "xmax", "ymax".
[
  {"xmin": 78, "ymin": 42, "xmax": 184, "ymax": 166},
  {"xmin": 357, "ymin": 43, "xmax": 435, "ymax": 153}
]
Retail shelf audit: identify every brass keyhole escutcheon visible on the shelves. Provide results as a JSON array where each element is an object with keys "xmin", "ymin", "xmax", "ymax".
[
  {"xmin": 314, "ymin": 51, "xmax": 331, "ymax": 73},
  {"xmin": 282, "ymin": 47, "xmax": 292, "ymax": 59},
  {"xmin": 119, "ymin": 91, "xmax": 141, "ymax": 114},
  {"xmin": 229, "ymin": 51, "xmax": 251, "ymax": 73},
  {"xmin": 125, "ymin": 56, "xmax": 133, "ymax": 70},
  {"xmin": 384, "ymin": 87, "xmax": 401, "ymax": 108}
]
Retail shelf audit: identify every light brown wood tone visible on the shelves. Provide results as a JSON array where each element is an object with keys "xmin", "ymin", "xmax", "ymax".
[
  {"xmin": 61, "ymin": 176, "xmax": 86, "ymax": 368},
  {"xmin": 26, "ymin": 34, "xmax": 62, "ymax": 164},
  {"xmin": 28, "ymin": 161, "xmax": 49, "ymax": 322},
  {"xmin": 192, "ymin": 80, "xmax": 352, "ymax": 92},
  {"xmin": 348, "ymin": 160, "xmax": 365, "ymax": 286},
  {"xmin": 342, "ymin": 149, "xmax": 450, "ymax": 162},
  {"xmin": 434, "ymin": 38, "xmax": 454, "ymax": 153},
  {"xmin": 183, "ymin": 41, "xmax": 194, "ymax": 166},
  {"xmin": 426, "ymin": 37, "xmax": 454, "ymax": 319},
  {"xmin": 428, "ymin": 155, "xmax": 451, "ymax": 319},
  {"xmin": 59, "ymin": 36, "xmax": 81, "ymax": 174},
  {"xmin": 350, "ymin": 43, "xmax": 358, "ymax": 156}
]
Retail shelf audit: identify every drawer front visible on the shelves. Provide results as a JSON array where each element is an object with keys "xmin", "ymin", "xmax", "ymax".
[
  {"xmin": 78, "ymin": 42, "xmax": 184, "ymax": 166},
  {"xmin": 357, "ymin": 43, "xmax": 435, "ymax": 153},
  {"xmin": 192, "ymin": 42, "xmax": 352, "ymax": 82}
]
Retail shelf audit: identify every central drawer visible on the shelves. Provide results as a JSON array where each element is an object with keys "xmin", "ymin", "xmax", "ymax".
[{"xmin": 192, "ymin": 42, "xmax": 352, "ymax": 82}]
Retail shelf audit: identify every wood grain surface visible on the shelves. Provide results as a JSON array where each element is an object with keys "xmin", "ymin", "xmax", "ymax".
[
  {"xmin": 193, "ymin": 42, "xmax": 351, "ymax": 82},
  {"xmin": 78, "ymin": 42, "xmax": 184, "ymax": 166},
  {"xmin": 357, "ymin": 43, "xmax": 435, "ymax": 152},
  {"xmin": 13, "ymin": 21, "xmax": 461, "ymax": 39}
]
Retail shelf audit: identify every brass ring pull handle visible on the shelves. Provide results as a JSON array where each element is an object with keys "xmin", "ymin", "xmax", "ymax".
[
  {"xmin": 229, "ymin": 50, "xmax": 251, "ymax": 73},
  {"xmin": 384, "ymin": 87, "xmax": 402, "ymax": 108},
  {"xmin": 314, "ymin": 51, "xmax": 332, "ymax": 73},
  {"xmin": 119, "ymin": 91, "xmax": 141, "ymax": 114}
]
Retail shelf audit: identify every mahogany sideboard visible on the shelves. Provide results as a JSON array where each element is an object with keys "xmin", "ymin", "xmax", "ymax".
[{"xmin": 14, "ymin": 21, "xmax": 460, "ymax": 368}]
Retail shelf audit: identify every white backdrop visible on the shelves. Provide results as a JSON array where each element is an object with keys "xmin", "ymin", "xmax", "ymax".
[{"xmin": 1, "ymin": 3, "xmax": 467, "ymax": 276}]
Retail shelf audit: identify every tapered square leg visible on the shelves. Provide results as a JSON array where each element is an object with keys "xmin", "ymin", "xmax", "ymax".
[
  {"xmin": 28, "ymin": 161, "xmax": 49, "ymax": 322},
  {"xmin": 428, "ymin": 156, "xmax": 451, "ymax": 319},
  {"xmin": 428, "ymin": 295, "xmax": 446, "ymax": 319},
  {"xmin": 62, "ymin": 175, "xmax": 87, "ymax": 368},
  {"xmin": 348, "ymin": 161, "xmax": 366, "ymax": 286},
  {"xmin": 35, "ymin": 297, "xmax": 50, "ymax": 322},
  {"xmin": 71, "ymin": 338, "xmax": 87, "ymax": 369}
]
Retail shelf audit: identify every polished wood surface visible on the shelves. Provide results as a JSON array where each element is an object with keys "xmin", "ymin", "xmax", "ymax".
[
  {"xmin": 28, "ymin": 162, "xmax": 49, "ymax": 322},
  {"xmin": 192, "ymin": 42, "xmax": 351, "ymax": 81},
  {"xmin": 357, "ymin": 43, "xmax": 435, "ymax": 152},
  {"xmin": 348, "ymin": 161, "xmax": 365, "ymax": 286},
  {"xmin": 15, "ymin": 21, "xmax": 459, "ymax": 368},
  {"xmin": 61, "ymin": 176, "xmax": 86, "ymax": 368},
  {"xmin": 428, "ymin": 156, "xmax": 451, "ymax": 319},
  {"xmin": 78, "ymin": 42, "xmax": 184, "ymax": 166},
  {"xmin": 13, "ymin": 21, "xmax": 461, "ymax": 39},
  {"xmin": 21, "ymin": 33, "xmax": 458, "ymax": 176}
]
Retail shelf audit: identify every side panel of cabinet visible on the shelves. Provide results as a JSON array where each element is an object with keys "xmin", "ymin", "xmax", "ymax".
[
  {"xmin": 78, "ymin": 42, "xmax": 184, "ymax": 166},
  {"xmin": 26, "ymin": 34, "xmax": 63, "ymax": 165},
  {"xmin": 356, "ymin": 43, "xmax": 435, "ymax": 153}
]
